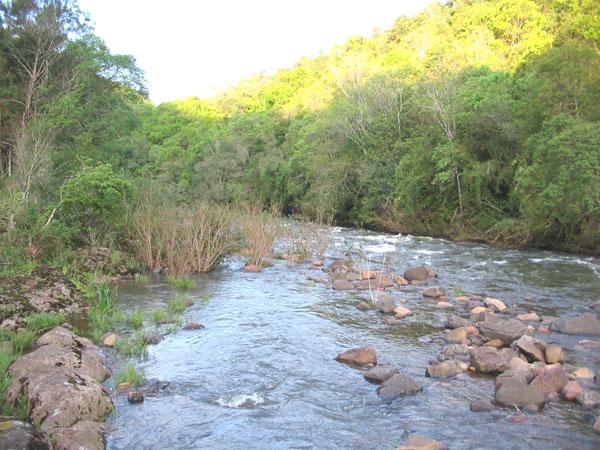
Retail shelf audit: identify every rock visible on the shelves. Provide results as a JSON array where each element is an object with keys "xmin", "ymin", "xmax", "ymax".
[
  {"xmin": 346, "ymin": 272, "xmax": 362, "ymax": 282},
  {"xmin": 479, "ymin": 318, "xmax": 527, "ymax": 345},
  {"xmin": 363, "ymin": 365, "xmax": 399, "ymax": 383},
  {"xmin": 523, "ymin": 404, "xmax": 540, "ymax": 414},
  {"xmin": 183, "ymin": 322, "xmax": 204, "ymax": 331},
  {"xmin": 445, "ymin": 327, "xmax": 468, "ymax": 343},
  {"xmin": 484, "ymin": 339, "xmax": 505, "ymax": 349},
  {"xmin": 7, "ymin": 366, "xmax": 113, "ymax": 432},
  {"xmin": 578, "ymin": 339, "xmax": 600, "ymax": 349},
  {"xmin": 127, "ymin": 391, "xmax": 144, "ymax": 403},
  {"xmin": 455, "ymin": 295, "xmax": 469, "ymax": 302},
  {"xmin": 243, "ymin": 264, "xmax": 262, "ymax": 272},
  {"xmin": 466, "ymin": 325, "xmax": 479, "ymax": 336},
  {"xmin": 439, "ymin": 344, "xmax": 470, "ymax": 363},
  {"xmin": 511, "ymin": 415, "xmax": 528, "ymax": 424},
  {"xmin": 426, "ymin": 360, "xmax": 468, "ymax": 378},
  {"xmin": 484, "ymin": 297, "xmax": 507, "ymax": 312},
  {"xmin": 374, "ymin": 275, "xmax": 395, "ymax": 288},
  {"xmin": 356, "ymin": 301, "xmax": 371, "ymax": 311},
  {"xmin": 377, "ymin": 373, "xmax": 422, "ymax": 400},
  {"xmin": 360, "ymin": 269, "xmax": 377, "ymax": 280},
  {"xmin": 312, "ymin": 260, "xmax": 324, "ymax": 267},
  {"xmin": 513, "ymin": 335, "xmax": 546, "ymax": 362},
  {"xmin": 335, "ymin": 347, "xmax": 377, "ymax": 366},
  {"xmin": 394, "ymin": 275, "xmax": 409, "ymax": 286},
  {"xmin": 495, "ymin": 364, "xmax": 535, "ymax": 392},
  {"xmin": 470, "ymin": 306, "xmax": 492, "ymax": 322},
  {"xmin": 81, "ymin": 349, "xmax": 111, "ymax": 382},
  {"xmin": 423, "ymin": 287, "xmax": 446, "ymax": 298},
  {"xmin": 144, "ymin": 333, "xmax": 164, "ymax": 345},
  {"xmin": 374, "ymin": 295, "xmax": 397, "ymax": 314},
  {"xmin": 537, "ymin": 326, "xmax": 551, "ymax": 335},
  {"xmin": 332, "ymin": 279, "xmax": 354, "ymax": 290},
  {"xmin": 117, "ymin": 382, "xmax": 133, "ymax": 392},
  {"xmin": 544, "ymin": 344, "xmax": 564, "ymax": 364},
  {"xmin": 393, "ymin": 306, "xmax": 413, "ymax": 319},
  {"xmin": 470, "ymin": 399, "xmax": 495, "ymax": 412},
  {"xmin": 139, "ymin": 378, "xmax": 169, "ymax": 396},
  {"xmin": 51, "ymin": 420, "xmax": 107, "ymax": 450},
  {"xmin": 529, "ymin": 365, "xmax": 569, "ymax": 395},
  {"xmin": 594, "ymin": 416, "xmax": 600, "ymax": 434},
  {"xmin": 100, "ymin": 332, "xmax": 117, "ymax": 347},
  {"xmin": 36, "ymin": 326, "xmax": 80, "ymax": 348},
  {"xmin": 516, "ymin": 312, "xmax": 541, "ymax": 322},
  {"xmin": 396, "ymin": 435, "xmax": 448, "ymax": 450},
  {"xmin": 470, "ymin": 347, "xmax": 509, "ymax": 374},
  {"xmin": 495, "ymin": 378, "xmax": 545, "ymax": 409},
  {"xmin": 403, "ymin": 266, "xmax": 437, "ymax": 282},
  {"xmin": 550, "ymin": 313, "xmax": 600, "ymax": 335},
  {"xmin": 445, "ymin": 315, "xmax": 470, "ymax": 329},
  {"xmin": 576, "ymin": 390, "xmax": 600, "ymax": 409},
  {"xmin": 436, "ymin": 302, "xmax": 454, "ymax": 309},
  {"xmin": 570, "ymin": 367, "xmax": 595, "ymax": 380},
  {"xmin": 0, "ymin": 419, "xmax": 49, "ymax": 450},
  {"xmin": 561, "ymin": 381, "xmax": 582, "ymax": 401}
]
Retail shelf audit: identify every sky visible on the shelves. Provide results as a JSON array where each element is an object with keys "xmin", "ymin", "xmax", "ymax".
[{"xmin": 78, "ymin": 0, "xmax": 437, "ymax": 104}]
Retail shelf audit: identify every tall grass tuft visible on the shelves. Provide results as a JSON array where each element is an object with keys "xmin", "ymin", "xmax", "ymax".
[
  {"xmin": 115, "ymin": 362, "xmax": 145, "ymax": 386},
  {"xmin": 128, "ymin": 196, "xmax": 237, "ymax": 275},
  {"xmin": 240, "ymin": 205, "xmax": 279, "ymax": 267}
]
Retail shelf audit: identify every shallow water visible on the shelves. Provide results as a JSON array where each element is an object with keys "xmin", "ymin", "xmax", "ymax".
[{"xmin": 106, "ymin": 225, "xmax": 600, "ymax": 449}]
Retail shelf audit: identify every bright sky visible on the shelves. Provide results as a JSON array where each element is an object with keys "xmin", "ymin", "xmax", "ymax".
[{"xmin": 79, "ymin": 0, "xmax": 436, "ymax": 104}]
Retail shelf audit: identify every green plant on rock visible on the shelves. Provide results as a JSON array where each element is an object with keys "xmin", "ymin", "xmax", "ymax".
[
  {"xmin": 166, "ymin": 275, "xmax": 196, "ymax": 291},
  {"xmin": 115, "ymin": 362, "xmax": 145, "ymax": 386},
  {"xmin": 128, "ymin": 309, "xmax": 144, "ymax": 330}
]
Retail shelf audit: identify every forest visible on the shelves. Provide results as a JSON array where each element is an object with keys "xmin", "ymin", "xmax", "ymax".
[{"xmin": 1, "ymin": 0, "xmax": 599, "ymax": 278}]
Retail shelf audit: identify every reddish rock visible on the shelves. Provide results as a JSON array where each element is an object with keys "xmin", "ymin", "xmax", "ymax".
[
  {"xmin": 393, "ymin": 306, "xmax": 412, "ymax": 319},
  {"xmin": 571, "ymin": 367, "xmax": 595, "ymax": 380},
  {"xmin": 183, "ymin": 322, "xmax": 205, "ymax": 331},
  {"xmin": 312, "ymin": 260, "xmax": 324, "ymax": 267},
  {"xmin": 394, "ymin": 275, "xmax": 408, "ymax": 286},
  {"xmin": 594, "ymin": 416, "xmax": 600, "ymax": 434},
  {"xmin": 361, "ymin": 269, "xmax": 377, "ymax": 280},
  {"xmin": 561, "ymin": 380, "xmax": 582, "ymax": 401},
  {"xmin": 396, "ymin": 435, "xmax": 448, "ymax": 450},
  {"xmin": 484, "ymin": 339, "xmax": 504, "ymax": 349},
  {"xmin": 332, "ymin": 279, "xmax": 354, "ymax": 290},
  {"xmin": 335, "ymin": 347, "xmax": 377, "ymax": 366},
  {"xmin": 517, "ymin": 312, "xmax": 541, "ymax": 322},
  {"xmin": 127, "ymin": 391, "xmax": 144, "ymax": 403},
  {"xmin": 511, "ymin": 415, "xmax": 529, "ymax": 424},
  {"xmin": 403, "ymin": 266, "xmax": 437, "ymax": 282},
  {"xmin": 100, "ymin": 333, "xmax": 117, "ymax": 347},
  {"xmin": 455, "ymin": 295, "xmax": 469, "ymax": 302},
  {"xmin": 537, "ymin": 326, "xmax": 551, "ymax": 335},
  {"xmin": 243, "ymin": 264, "xmax": 262, "ymax": 273},
  {"xmin": 116, "ymin": 382, "xmax": 133, "ymax": 392},
  {"xmin": 544, "ymin": 344, "xmax": 564, "ymax": 364}
]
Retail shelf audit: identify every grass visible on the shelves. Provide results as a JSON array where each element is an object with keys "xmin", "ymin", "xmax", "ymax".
[
  {"xmin": 167, "ymin": 295, "xmax": 188, "ymax": 315},
  {"xmin": 200, "ymin": 293, "xmax": 210, "ymax": 302},
  {"xmin": 128, "ymin": 309, "xmax": 144, "ymax": 330},
  {"xmin": 150, "ymin": 308, "xmax": 167, "ymax": 326},
  {"xmin": 166, "ymin": 275, "xmax": 196, "ymax": 291},
  {"xmin": 453, "ymin": 286, "xmax": 465, "ymax": 297},
  {"xmin": 134, "ymin": 272, "xmax": 149, "ymax": 283},
  {"xmin": 115, "ymin": 332, "xmax": 148, "ymax": 358},
  {"xmin": 115, "ymin": 362, "xmax": 145, "ymax": 386},
  {"xmin": 25, "ymin": 312, "xmax": 65, "ymax": 333}
]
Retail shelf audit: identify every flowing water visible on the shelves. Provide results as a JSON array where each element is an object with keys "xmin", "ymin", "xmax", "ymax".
[{"xmin": 105, "ymin": 224, "xmax": 600, "ymax": 449}]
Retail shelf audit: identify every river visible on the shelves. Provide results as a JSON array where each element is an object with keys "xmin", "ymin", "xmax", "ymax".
[{"xmin": 104, "ymin": 224, "xmax": 600, "ymax": 449}]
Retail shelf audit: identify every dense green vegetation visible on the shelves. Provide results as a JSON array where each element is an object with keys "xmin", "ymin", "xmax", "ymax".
[{"xmin": 1, "ymin": 0, "xmax": 599, "ymax": 274}]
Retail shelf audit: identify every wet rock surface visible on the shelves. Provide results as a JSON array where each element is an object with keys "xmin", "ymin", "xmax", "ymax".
[
  {"xmin": 335, "ymin": 347, "xmax": 377, "ymax": 366},
  {"xmin": 0, "ymin": 418, "xmax": 49, "ymax": 450},
  {"xmin": 377, "ymin": 373, "xmax": 423, "ymax": 400},
  {"xmin": 550, "ymin": 313, "xmax": 600, "ymax": 335}
]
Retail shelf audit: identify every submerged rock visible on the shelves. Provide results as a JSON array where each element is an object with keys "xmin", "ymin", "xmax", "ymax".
[
  {"xmin": 576, "ymin": 390, "xmax": 600, "ymax": 409},
  {"xmin": 470, "ymin": 398, "xmax": 496, "ymax": 412},
  {"xmin": 423, "ymin": 287, "xmax": 446, "ymax": 298},
  {"xmin": 183, "ymin": 322, "xmax": 205, "ymax": 331},
  {"xmin": 396, "ymin": 435, "xmax": 448, "ymax": 450},
  {"xmin": 561, "ymin": 380, "xmax": 583, "ymax": 401},
  {"xmin": 403, "ymin": 266, "xmax": 437, "ymax": 282},
  {"xmin": 550, "ymin": 313, "xmax": 600, "ymax": 335},
  {"xmin": 332, "ymin": 279, "xmax": 354, "ymax": 290},
  {"xmin": 374, "ymin": 295, "xmax": 397, "ymax": 314},
  {"xmin": 445, "ymin": 315, "xmax": 470, "ymax": 329},
  {"xmin": 377, "ymin": 373, "xmax": 422, "ymax": 400},
  {"xmin": 363, "ymin": 365, "xmax": 399, "ymax": 383},
  {"xmin": 335, "ymin": 347, "xmax": 377, "ymax": 366},
  {"xmin": 127, "ymin": 391, "xmax": 144, "ymax": 404}
]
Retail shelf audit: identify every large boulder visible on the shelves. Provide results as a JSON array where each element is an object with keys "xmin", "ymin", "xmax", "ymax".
[
  {"xmin": 52, "ymin": 420, "xmax": 107, "ymax": 450},
  {"xmin": 335, "ymin": 347, "xmax": 377, "ymax": 366},
  {"xmin": 438, "ymin": 344, "xmax": 470, "ymax": 363},
  {"xmin": 377, "ymin": 373, "xmax": 422, "ymax": 400},
  {"xmin": 470, "ymin": 347, "xmax": 510, "ymax": 374},
  {"xmin": 495, "ymin": 378, "xmax": 545, "ymax": 409},
  {"xmin": 426, "ymin": 360, "xmax": 468, "ymax": 378},
  {"xmin": 363, "ymin": 365, "xmax": 399, "ymax": 384},
  {"xmin": 445, "ymin": 315, "xmax": 470, "ymax": 329},
  {"xmin": 403, "ymin": 266, "xmax": 437, "ymax": 282},
  {"xmin": 551, "ymin": 313, "xmax": 600, "ymax": 335},
  {"xmin": 479, "ymin": 318, "xmax": 527, "ymax": 345}
]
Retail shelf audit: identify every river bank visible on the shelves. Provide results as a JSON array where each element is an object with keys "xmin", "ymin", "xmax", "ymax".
[{"xmin": 2, "ymin": 225, "xmax": 600, "ymax": 449}]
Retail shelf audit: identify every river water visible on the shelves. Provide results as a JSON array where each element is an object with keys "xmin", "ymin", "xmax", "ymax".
[{"xmin": 105, "ymin": 225, "xmax": 600, "ymax": 449}]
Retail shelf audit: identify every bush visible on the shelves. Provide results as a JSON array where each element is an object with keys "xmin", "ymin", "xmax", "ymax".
[{"xmin": 58, "ymin": 164, "xmax": 133, "ymax": 245}]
